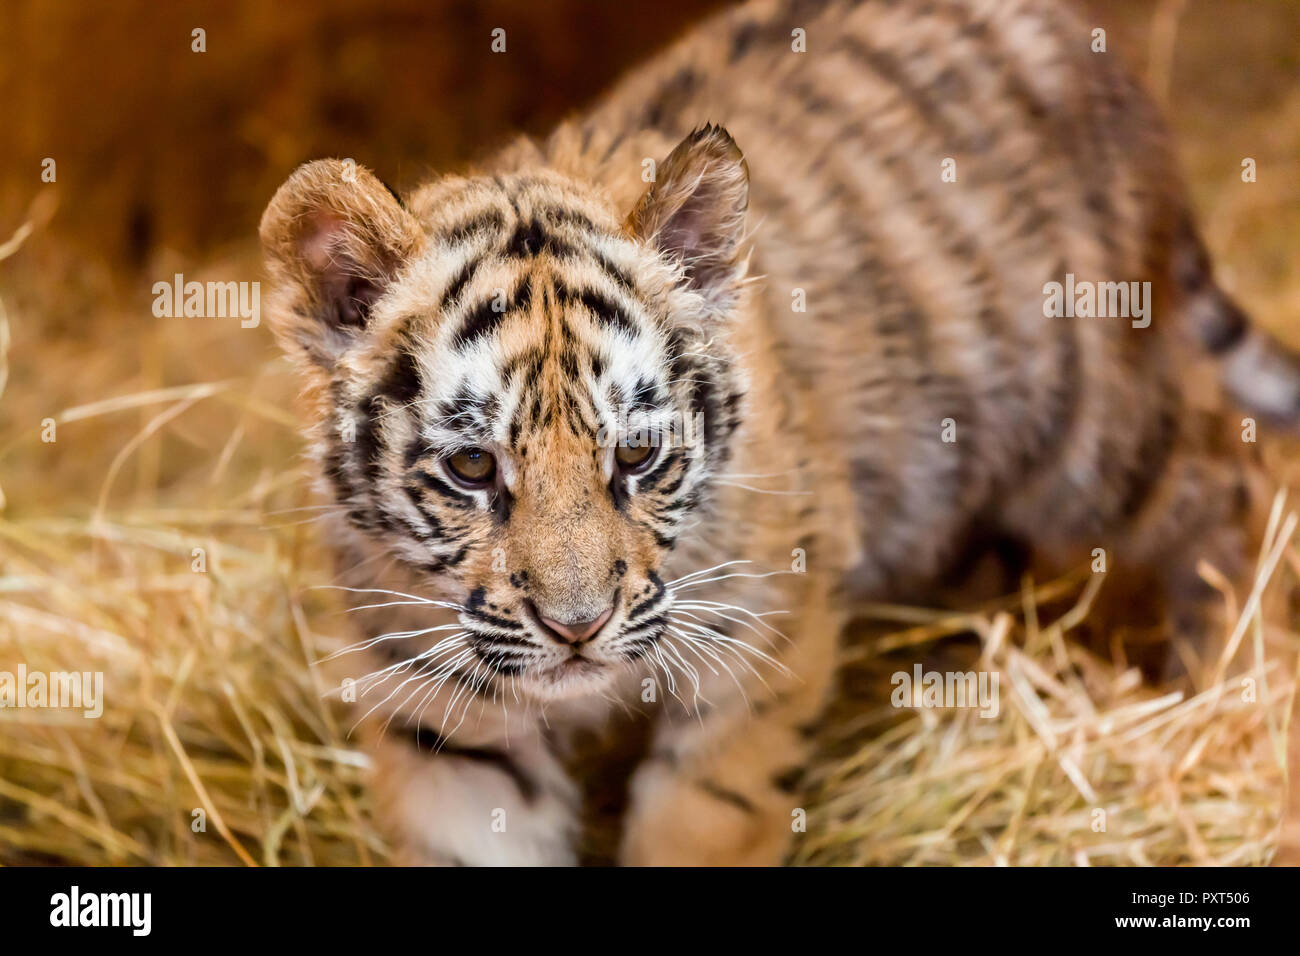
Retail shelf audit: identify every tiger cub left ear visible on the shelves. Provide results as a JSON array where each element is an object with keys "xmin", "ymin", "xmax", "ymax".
[
  {"xmin": 626, "ymin": 124, "xmax": 750, "ymax": 309},
  {"xmin": 259, "ymin": 159, "xmax": 423, "ymax": 369}
]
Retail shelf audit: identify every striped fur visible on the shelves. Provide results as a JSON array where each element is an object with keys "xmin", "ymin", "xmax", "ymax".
[{"xmin": 260, "ymin": 0, "xmax": 1293, "ymax": 865}]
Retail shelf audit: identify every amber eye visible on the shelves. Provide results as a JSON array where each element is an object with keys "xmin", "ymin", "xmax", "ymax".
[
  {"xmin": 615, "ymin": 442, "xmax": 657, "ymax": 474},
  {"xmin": 445, "ymin": 448, "xmax": 497, "ymax": 487}
]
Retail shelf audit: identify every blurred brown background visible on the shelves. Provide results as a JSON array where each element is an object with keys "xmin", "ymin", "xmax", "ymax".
[
  {"xmin": 2, "ymin": 1, "xmax": 1296, "ymax": 276},
  {"xmin": 2, "ymin": 0, "xmax": 728, "ymax": 268}
]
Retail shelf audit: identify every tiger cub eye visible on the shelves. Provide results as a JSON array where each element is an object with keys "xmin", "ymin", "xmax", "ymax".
[
  {"xmin": 446, "ymin": 448, "xmax": 496, "ymax": 486},
  {"xmin": 615, "ymin": 442, "xmax": 656, "ymax": 473}
]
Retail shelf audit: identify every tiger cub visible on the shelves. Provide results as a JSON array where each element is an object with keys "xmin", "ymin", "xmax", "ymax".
[{"xmin": 259, "ymin": 0, "xmax": 1297, "ymax": 865}]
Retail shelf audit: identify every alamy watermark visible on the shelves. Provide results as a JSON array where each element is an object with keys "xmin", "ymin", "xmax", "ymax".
[
  {"xmin": 153, "ymin": 273, "xmax": 260, "ymax": 328},
  {"xmin": 0, "ymin": 664, "xmax": 103, "ymax": 718},
  {"xmin": 891, "ymin": 664, "xmax": 999, "ymax": 718},
  {"xmin": 596, "ymin": 404, "xmax": 707, "ymax": 457},
  {"xmin": 1043, "ymin": 273, "xmax": 1151, "ymax": 328},
  {"xmin": 50, "ymin": 886, "xmax": 151, "ymax": 936}
]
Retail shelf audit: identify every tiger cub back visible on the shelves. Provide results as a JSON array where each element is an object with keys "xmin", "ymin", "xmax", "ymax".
[{"xmin": 529, "ymin": 0, "xmax": 1270, "ymax": 597}]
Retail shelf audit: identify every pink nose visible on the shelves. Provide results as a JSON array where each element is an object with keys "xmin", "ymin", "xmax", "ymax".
[{"xmin": 535, "ymin": 605, "xmax": 614, "ymax": 646}]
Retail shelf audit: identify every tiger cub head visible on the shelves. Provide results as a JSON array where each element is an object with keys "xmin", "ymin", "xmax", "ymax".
[{"xmin": 260, "ymin": 125, "xmax": 749, "ymax": 700}]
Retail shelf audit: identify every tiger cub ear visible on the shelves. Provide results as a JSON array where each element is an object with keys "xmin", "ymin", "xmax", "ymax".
[
  {"xmin": 259, "ymin": 159, "xmax": 423, "ymax": 367},
  {"xmin": 626, "ymin": 124, "xmax": 750, "ymax": 309}
]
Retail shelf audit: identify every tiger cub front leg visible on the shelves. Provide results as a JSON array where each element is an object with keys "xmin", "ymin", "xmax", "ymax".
[
  {"xmin": 366, "ymin": 723, "xmax": 580, "ymax": 866},
  {"xmin": 619, "ymin": 706, "xmax": 811, "ymax": 866},
  {"xmin": 619, "ymin": 601, "xmax": 838, "ymax": 866}
]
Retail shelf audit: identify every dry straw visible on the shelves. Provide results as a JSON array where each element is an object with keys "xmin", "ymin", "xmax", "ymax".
[
  {"xmin": 2, "ymin": 362, "xmax": 1295, "ymax": 864},
  {"xmin": 796, "ymin": 495, "xmax": 1298, "ymax": 865},
  {"xmin": 3, "ymin": 435, "xmax": 1293, "ymax": 866}
]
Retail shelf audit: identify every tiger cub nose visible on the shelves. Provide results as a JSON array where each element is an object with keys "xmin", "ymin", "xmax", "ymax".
[{"xmin": 530, "ymin": 603, "xmax": 614, "ymax": 646}]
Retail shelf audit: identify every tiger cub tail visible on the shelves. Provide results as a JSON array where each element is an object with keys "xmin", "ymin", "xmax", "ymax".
[{"xmin": 1175, "ymin": 216, "xmax": 1300, "ymax": 424}]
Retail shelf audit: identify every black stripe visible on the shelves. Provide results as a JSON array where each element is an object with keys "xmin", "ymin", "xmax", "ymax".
[
  {"xmin": 696, "ymin": 779, "xmax": 756, "ymax": 814},
  {"xmin": 833, "ymin": 25, "xmax": 1060, "ymax": 256},
  {"xmin": 354, "ymin": 395, "xmax": 385, "ymax": 482},
  {"xmin": 415, "ymin": 468, "xmax": 474, "ymax": 506},
  {"xmin": 1176, "ymin": 218, "xmax": 1248, "ymax": 353},
  {"xmin": 441, "ymin": 257, "xmax": 481, "ymax": 309},
  {"xmin": 401, "ymin": 486, "xmax": 446, "ymax": 537},
  {"xmin": 376, "ymin": 347, "xmax": 422, "ymax": 406},
  {"xmin": 492, "ymin": 482, "xmax": 515, "ymax": 523},
  {"xmin": 773, "ymin": 767, "xmax": 805, "ymax": 795},
  {"xmin": 466, "ymin": 587, "xmax": 524, "ymax": 631},
  {"xmin": 553, "ymin": 279, "xmax": 637, "ymax": 334},
  {"xmin": 628, "ymin": 571, "xmax": 667, "ymax": 620},
  {"xmin": 729, "ymin": 20, "xmax": 760, "ymax": 62},
  {"xmin": 764, "ymin": 76, "xmax": 958, "ymax": 523},
  {"xmin": 322, "ymin": 435, "xmax": 353, "ymax": 501},
  {"xmin": 634, "ymin": 451, "xmax": 682, "ymax": 493},
  {"xmin": 642, "ymin": 67, "xmax": 700, "ymax": 130},
  {"xmin": 592, "ymin": 250, "xmax": 637, "ymax": 292},
  {"xmin": 446, "ymin": 209, "xmax": 506, "ymax": 244},
  {"xmin": 1203, "ymin": 299, "xmax": 1249, "ymax": 354},
  {"xmin": 539, "ymin": 205, "xmax": 600, "ymax": 234},
  {"xmin": 835, "ymin": 21, "xmax": 1084, "ymax": 478},
  {"xmin": 436, "ymin": 386, "xmax": 487, "ymax": 427},
  {"xmin": 505, "ymin": 220, "xmax": 579, "ymax": 259},
  {"xmin": 452, "ymin": 298, "xmax": 505, "ymax": 351},
  {"xmin": 401, "ymin": 724, "xmax": 537, "ymax": 803},
  {"xmin": 453, "ymin": 277, "xmax": 532, "ymax": 350}
]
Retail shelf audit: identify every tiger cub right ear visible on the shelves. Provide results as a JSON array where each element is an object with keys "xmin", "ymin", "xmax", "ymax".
[
  {"xmin": 626, "ymin": 123, "xmax": 750, "ymax": 312},
  {"xmin": 259, "ymin": 159, "xmax": 423, "ymax": 368}
]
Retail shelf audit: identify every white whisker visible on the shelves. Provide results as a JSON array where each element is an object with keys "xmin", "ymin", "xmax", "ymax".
[
  {"xmin": 353, "ymin": 634, "xmax": 468, "ymax": 689},
  {"xmin": 669, "ymin": 568, "xmax": 794, "ymax": 592},
  {"xmin": 352, "ymin": 644, "xmax": 471, "ymax": 734},
  {"xmin": 714, "ymin": 481, "xmax": 812, "ymax": 497},
  {"xmin": 665, "ymin": 559, "xmax": 752, "ymax": 587},
  {"xmin": 671, "ymin": 603, "xmax": 791, "ymax": 646},
  {"xmin": 669, "ymin": 626, "xmax": 753, "ymax": 708},
  {"xmin": 321, "ymin": 623, "xmax": 465, "ymax": 660},
  {"xmin": 311, "ymin": 585, "xmax": 465, "ymax": 612},
  {"xmin": 672, "ymin": 618, "xmax": 793, "ymax": 678}
]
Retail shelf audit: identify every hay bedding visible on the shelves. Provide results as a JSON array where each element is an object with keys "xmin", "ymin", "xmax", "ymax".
[{"xmin": 0, "ymin": 206, "xmax": 1295, "ymax": 867}]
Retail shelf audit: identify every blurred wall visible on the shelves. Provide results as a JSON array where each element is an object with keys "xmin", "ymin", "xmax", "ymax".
[
  {"xmin": 1, "ymin": 0, "xmax": 725, "ymax": 267},
  {"xmin": 1, "ymin": 0, "xmax": 1296, "ymax": 311}
]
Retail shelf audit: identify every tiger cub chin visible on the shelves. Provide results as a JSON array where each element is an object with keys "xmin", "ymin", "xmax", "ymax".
[{"xmin": 259, "ymin": 0, "xmax": 1297, "ymax": 866}]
